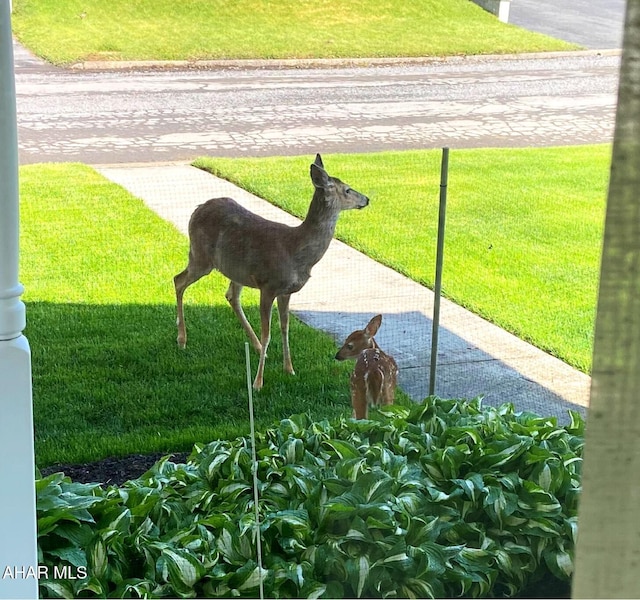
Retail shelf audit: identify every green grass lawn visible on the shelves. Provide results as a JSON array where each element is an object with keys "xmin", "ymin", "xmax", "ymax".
[
  {"xmin": 21, "ymin": 163, "xmax": 382, "ymax": 467},
  {"xmin": 195, "ymin": 146, "xmax": 610, "ymax": 374},
  {"xmin": 11, "ymin": 0, "xmax": 577, "ymax": 65},
  {"xmin": 22, "ymin": 147, "xmax": 607, "ymax": 467}
]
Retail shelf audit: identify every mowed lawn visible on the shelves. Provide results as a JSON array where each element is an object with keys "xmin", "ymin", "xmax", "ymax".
[
  {"xmin": 21, "ymin": 147, "xmax": 608, "ymax": 466},
  {"xmin": 195, "ymin": 146, "xmax": 610, "ymax": 374},
  {"xmin": 11, "ymin": 0, "xmax": 577, "ymax": 65},
  {"xmin": 20, "ymin": 164, "xmax": 365, "ymax": 467}
]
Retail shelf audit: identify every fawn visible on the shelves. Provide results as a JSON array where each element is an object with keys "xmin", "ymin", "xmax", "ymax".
[
  {"xmin": 335, "ymin": 314, "xmax": 398, "ymax": 419},
  {"xmin": 174, "ymin": 154, "xmax": 369, "ymax": 390}
]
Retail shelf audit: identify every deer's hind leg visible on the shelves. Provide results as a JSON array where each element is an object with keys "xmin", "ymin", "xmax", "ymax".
[
  {"xmin": 252, "ymin": 290, "xmax": 277, "ymax": 390},
  {"xmin": 277, "ymin": 294, "xmax": 295, "ymax": 375},
  {"xmin": 174, "ymin": 258, "xmax": 213, "ymax": 348},
  {"xmin": 225, "ymin": 281, "xmax": 261, "ymax": 353},
  {"xmin": 382, "ymin": 362, "xmax": 398, "ymax": 406}
]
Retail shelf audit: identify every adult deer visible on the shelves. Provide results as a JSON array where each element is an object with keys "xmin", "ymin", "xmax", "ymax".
[
  {"xmin": 335, "ymin": 314, "xmax": 399, "ymax": 419},
  {"xmin": 174, "ymin": 154, "xmax": 369, "ymax": 390}
]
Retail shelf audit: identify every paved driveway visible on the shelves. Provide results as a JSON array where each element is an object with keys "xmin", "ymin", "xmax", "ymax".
[{"xmin": 509, "ymin": 0, "xmax": 625, "ymax": 49}]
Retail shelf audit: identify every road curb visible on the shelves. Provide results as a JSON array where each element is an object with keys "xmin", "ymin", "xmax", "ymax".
[{"xmin": 69, "ymin": 49, "xmax": 621, "ymax": 72}]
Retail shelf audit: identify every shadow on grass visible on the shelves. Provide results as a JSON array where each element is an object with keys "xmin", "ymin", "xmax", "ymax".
[{"xmin": 27, "ymin": 301, "xmax": 357, "ymax": 467}]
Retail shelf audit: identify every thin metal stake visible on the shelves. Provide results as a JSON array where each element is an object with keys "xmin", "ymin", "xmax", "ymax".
[
  {"xmin": 245, "ymin": 343, "xmax": 265, "ymax": 600},
  {"xmin": 429, "ymin": 148, "xmax": 449, "ymax": 397}
]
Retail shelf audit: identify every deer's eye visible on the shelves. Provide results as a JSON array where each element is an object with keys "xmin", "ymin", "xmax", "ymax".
[{"xmin": 347, "ymin": 343, "xmax": 354, "ymax": 350}]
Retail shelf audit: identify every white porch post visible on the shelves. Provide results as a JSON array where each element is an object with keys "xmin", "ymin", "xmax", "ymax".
[{"xmin": 0, "ymin": 1, "xmax": 39, "ymax": 598}]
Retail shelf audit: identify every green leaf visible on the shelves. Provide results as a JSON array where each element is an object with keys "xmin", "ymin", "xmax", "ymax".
[
  {"xmin": 544, "ymin": 547, "xmax": 574, "ymax": 579},
  {"xmin": 478, "ymin": 437, "xmax": 533, "ymax": 469},
  {"xmin": 521, "ymin": 517, "xmax": 562, "ymax": 537},
  {"xmin": 47, "ymin": 546, "xmax": 88, "ymax": 570},
  {"xmin": 35, "ymin": 397, "xmax": 583, "ymax": 600},
  {"xmin": 304, "ymin": 582, "xmax": 327, "ymax": 599},
  {"xmin": 483, "ymin": 486, "xmax": 518, "ymax": 524},
  {"xmin": 280, "ymin": 437, "xmax": 305, "ymax": 464},
  {"xmin": 537, "ymin": 463, "xmax": 553, "ymax": 492},
  {"xmin": 395, "ymin": 491, "xmax": 424, "ymax": 515},
  {"xmin": 380, "ymin": 549, "xmax": 411, "ymax": 568},
  {"xmin": 345, "ymin": 555, "xmax": 370, "ymax": 598},
  {"xmin": 219, "ymin": 481, "xmax": 251, "ymax": 500},
  {"xmin": 566, "ymin": 410, "xmax": 585, "ymax": 435},
  {"xmin": 88, "ymin": 537, "xmax": 108, "ymax": 580},
  {"xmin": 39, "ymin": 580, "xmax": 75, "ymax": 599},
  {"xmin": 335, "ymin": 457, "xmax": 368, "ymax": 481},
  {"xmin": 217, "ymin": 525, "xmax": 255, "ymax": 563},
  {"xmin": 352, "ymin": 470, "xmax": 393, "ymax": 504},
  {"xmin": 322, "ymin": 439, "xmax": 360, "ymax": 459},
  {"xmin": 74, "ymin": 577, "xmax": 105, "ymax": 596},
  {"xmin": 162, "ymin": 547, "xmax": 204, "ymax": 591},
  {"xmin": 453, "ymin": 473, "xmax": 484, "ymax": 502},
  {"xmin": 237, "ymin": 564, "xmax": 268, "ymax": 591},
  {"xmin": 399, "ymin": 578, "xmax": 438, "ymax": 599}
]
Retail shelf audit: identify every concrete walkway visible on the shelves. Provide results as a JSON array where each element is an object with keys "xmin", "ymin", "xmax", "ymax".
[{"xmin": 97, "ymin": 162, "xmax": 590, "ymax": 422}]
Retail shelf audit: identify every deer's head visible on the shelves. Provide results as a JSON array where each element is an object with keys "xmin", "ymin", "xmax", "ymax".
[{"xmin": 311, "ymin": 154, "xmax": 369, "ymax": 211}]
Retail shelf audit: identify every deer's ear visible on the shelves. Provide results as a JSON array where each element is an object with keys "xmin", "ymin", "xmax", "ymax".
[
  {"xmin": 314, "ymin": 154, "xmax": 324, "ymax": 169},
  {"xmin": 310, "ymin": 162, "xmax": 330, "ymax": 189},
  {"xmin": 365, "ymin": 314, "xmax": 382, "ymax": 336}
]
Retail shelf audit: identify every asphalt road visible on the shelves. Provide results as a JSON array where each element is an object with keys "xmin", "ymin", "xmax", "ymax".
[
  {"xmin": 12, "ymin": 0, "xmax": 624, "ymax": 165},
  {"xmin": 510, "ymin": 0, "xmax": 625, "ymax": 50},
  {"xmin": 15, "ymin": 52, "xmax": 619, "ymax": 165}
]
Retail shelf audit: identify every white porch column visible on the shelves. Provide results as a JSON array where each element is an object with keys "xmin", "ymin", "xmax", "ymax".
[{"xmin": 0, "ymin": 1, "xmax": 38, "ymax": 598}]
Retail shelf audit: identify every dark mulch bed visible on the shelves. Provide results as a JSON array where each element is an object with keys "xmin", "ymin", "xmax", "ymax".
[{"xmin": 39, "ymin": 452, "xmax": 191, "ymax": 487}]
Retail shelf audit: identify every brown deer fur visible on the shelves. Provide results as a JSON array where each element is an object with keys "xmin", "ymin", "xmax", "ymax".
[
  {"xmin": 174, "ymin": 154, "xmax": 369, "ymax": 389},
  {"xmin": 335, "ymin": 314, "xmax": 399, "ymax": 419}
]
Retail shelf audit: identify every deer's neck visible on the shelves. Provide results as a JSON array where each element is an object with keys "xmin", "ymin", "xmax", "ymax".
[{"xmin": 295, "ymin": 190, "xmax": 340, "ymax": 263}]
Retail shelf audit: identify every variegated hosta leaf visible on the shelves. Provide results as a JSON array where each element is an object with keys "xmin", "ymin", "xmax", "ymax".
[
  {"xmin": 351, "ymin": 470, "xmax": 394, "ymax": 504},
  {"xmin": 216, "ymin": 524, "xmax": 255, "ymax": 564},
  {"xmin": 236, "ymin": 563, "xmax": 269, "ymax": 592},
  {"xmin": 482, "ymin": 485, "xmax": 518, "ymax": 525},
  {"xmin": 280, "ymin": 436, "xmax": 305, "ymax": 464},
  {"xmin": 87, "ymin": 537, "xmax": 108, "ymax": 580},
  {"xmin": 478, "ymin": 437, "xmax": 534, "ymax": 469},
  {"xmin": 399, "ymin": 577, "xmax": 439, "ymax": 600},
  {"xmin": 334, "ymin": 457, "xmax": 369, "ymax": 481},
  {"xmin": 36, "ymin": 397, "xmax": 583, "ymax": 599},
  {"xmin": 39, "ymin": 580, "xmax": 75, "ymax": 599},
  {"xmin": 518, "ymin": 481, "xmax": 562, "ymax": 517},
  {"xmin": 453, "ymin": 472, "xmax": 485, "ymax": 502},
  {"xmin": 321, "ymin": 439, "xmax": 361, "ymax": 459},
  {"xmin": 544, "ymin": 545, "xmax": 574, "ymax": 578},
  {"xmin": 160, "ymin": 547, "xmax": 205, "ymax": 593},
  {"xmin": 344, "ymin": 555, "xmax": 370, "ymax": 598},
  {"xmin": 395, "ymin": 491, "xmax": 424, "ymax": 516}
]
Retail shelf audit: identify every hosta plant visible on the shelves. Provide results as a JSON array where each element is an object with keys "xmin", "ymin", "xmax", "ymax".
[{"xmin": 36, "ymin": 397, "xmax": 583, "ymax": 598}]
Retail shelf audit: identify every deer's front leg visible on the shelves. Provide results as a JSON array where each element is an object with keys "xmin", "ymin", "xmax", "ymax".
[
  {"xmin": 253, "ymin": 292, "xmax": 275, "ymax": 390},
  {"xmin": 277, "ymin": 294, "xmax": 295, "ymax": 375},
  {"xmin": 226, "ymin": 281, "xmax": 261, "ymax": 353}
]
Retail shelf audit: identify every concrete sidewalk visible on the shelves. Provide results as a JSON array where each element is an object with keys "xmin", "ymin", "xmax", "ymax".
[{"xmin": 96, "ymin": 163, "xmax": 590, "ymax": 422}]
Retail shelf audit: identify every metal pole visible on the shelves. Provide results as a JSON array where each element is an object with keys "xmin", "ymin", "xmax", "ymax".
[
  {"xmin": 244, "ymin": 344, "xmax": 264, "ymax": 600},
  {"xmin": 428, "ymin": 148, "xmax": 449, "ymax": 397},
  {"xmin": 0, "ymin": 1, "xmax": 38, "ymax": 597}
]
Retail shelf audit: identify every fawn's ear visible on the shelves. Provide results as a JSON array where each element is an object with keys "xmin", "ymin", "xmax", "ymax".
[
  {"xmin": 310, "ymin": 162, "xmax": 330, "ymax": 189},
  {"xmin": 365, "ymin": 314, "xmax": 382, "ymax": 337},
  {"xmin": 314, "ymin": 154, "xmax": 324, "ymax": 169}
]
